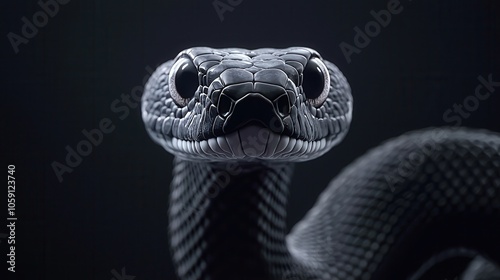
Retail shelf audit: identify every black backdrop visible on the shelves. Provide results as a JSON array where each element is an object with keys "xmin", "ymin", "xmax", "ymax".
[{"xmin": 1, "ymin": 0, "xmax": 499, "ymax": 279}]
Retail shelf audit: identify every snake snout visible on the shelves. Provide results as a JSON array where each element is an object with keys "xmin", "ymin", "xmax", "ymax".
[
  {"xmin": 212, "ymin": 70, "xmax": 294, "ymax": 135},
  {"xmin": 221, "ymin": 92, "xmax": 286, "ymax": 134}
]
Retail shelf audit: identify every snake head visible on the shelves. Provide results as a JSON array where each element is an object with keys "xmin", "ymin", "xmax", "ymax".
[{"xmin": 142, "ymin": 47, "xmax": 352, "ymax": 162}]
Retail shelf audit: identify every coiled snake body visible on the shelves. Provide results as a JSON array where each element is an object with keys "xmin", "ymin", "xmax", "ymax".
[{"xmin": 141, "ymin": 47, "xmax": 500, "ymax": 280}]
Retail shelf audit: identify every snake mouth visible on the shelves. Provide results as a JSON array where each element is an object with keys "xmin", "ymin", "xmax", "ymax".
[{"xmin": 161, "ymin": 125, "xmax": 329, "ymax": 162}]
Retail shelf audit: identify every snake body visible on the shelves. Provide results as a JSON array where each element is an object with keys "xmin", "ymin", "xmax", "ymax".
[{"xmin": 141, "ymin": 47, "xmax": 500, "ymax": 280}]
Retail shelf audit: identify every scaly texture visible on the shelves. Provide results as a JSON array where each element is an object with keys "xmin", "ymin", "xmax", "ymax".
[
  {"xmin": 141, "ymin": 47, "xmax": 500, "ymax": 280},
  {"xmin": 169, "ymin": 161, "xmax": 305, "ymax": 279},
  {"xmin": 288, "ymin": 128, "xmax": 500, "ymax": 279}
]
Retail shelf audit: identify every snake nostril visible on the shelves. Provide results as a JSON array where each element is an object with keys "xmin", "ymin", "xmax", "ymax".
[
  {"xmin": 217, "ymin": 94, "xmax": 234, "ymax": 118},
  {"xmin": 275, "ymin": 94, "xmax": 290, "ymax": 117}
]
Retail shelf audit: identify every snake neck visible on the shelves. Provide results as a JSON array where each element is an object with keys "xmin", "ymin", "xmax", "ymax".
[{"xmin": 168, "ymin": 158, "xmax": 304, "ymax": 280}]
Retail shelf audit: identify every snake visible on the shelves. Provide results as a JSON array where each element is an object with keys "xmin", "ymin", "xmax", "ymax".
[{"xmin": 141, "ymin": 47, "xmax": 500, "ymax": 280}]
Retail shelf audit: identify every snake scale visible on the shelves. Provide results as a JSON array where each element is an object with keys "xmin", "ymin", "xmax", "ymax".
[{"xmin": 141, "ymin": 47, "xmax": 500, "ymax": 280}]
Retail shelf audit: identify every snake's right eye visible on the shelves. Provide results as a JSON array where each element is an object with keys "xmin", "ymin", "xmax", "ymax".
[{"xmin": 169, "ymin": 57, "xmax": 198, "ymax": 107}]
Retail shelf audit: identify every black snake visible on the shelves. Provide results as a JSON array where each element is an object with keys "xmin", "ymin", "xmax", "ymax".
[{"xmin": 141, "ymin": 47, "xmax": 500, "ymax": 280}]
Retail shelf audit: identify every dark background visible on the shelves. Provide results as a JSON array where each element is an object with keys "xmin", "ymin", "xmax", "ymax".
[{"xmin": 1, "ymin": 0, "xmax": 499, "ymax": 279}]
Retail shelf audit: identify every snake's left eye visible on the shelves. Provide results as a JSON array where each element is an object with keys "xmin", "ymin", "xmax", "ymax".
[
  {"xmin": 302, "ymin": 57, "xmax": 330, "ymax": 108},
  {"xmin": 169, "ymin": 57, "xmax": 198, "ymax": 107}
]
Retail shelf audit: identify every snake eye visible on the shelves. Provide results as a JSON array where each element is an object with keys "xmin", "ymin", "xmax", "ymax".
[
  {"xmin": 169, "ymin": 57, "xmax": 198, "ymax": 107},
  {"xmin": 302, "ymin": 57, "xmax": 330, "ymax": 108}
]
